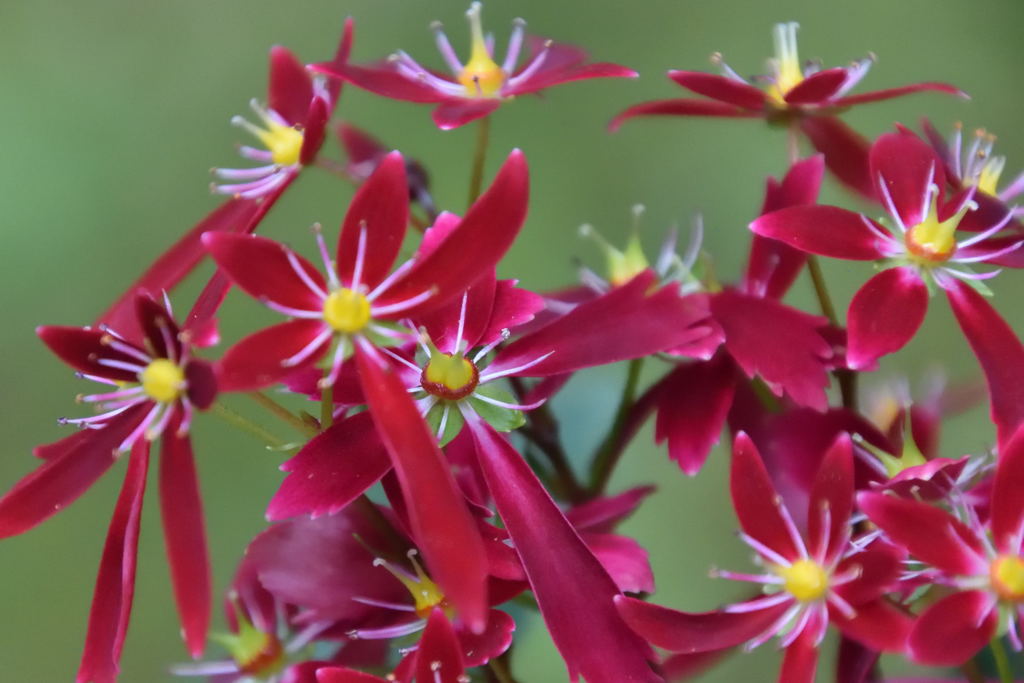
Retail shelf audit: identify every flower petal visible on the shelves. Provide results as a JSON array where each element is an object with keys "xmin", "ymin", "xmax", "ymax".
[
  {"xmin": 565, "ymin": 486, "xmax": 655, "ymax": 533},
  {"xmin": 216, "ymin": 319, "xmax": 328, "ymax": 392},
  {"xmin": 846, "ymin": 267, "xmax": 928, "ymax": 371},
  {"xmin": 311, "ymin": 62, "xmax": 448, "ymax": 103},
  {"xmin": 834, "ymin": 542, "xmax": 904, "ymax": 605},
  {"xmin": 907, "ymin": 590, "xmax": 996, "ymax": 666},
  {"xmin": 37, "ymin": 326, "xmax": 145, "ymax": 383},
  {"xmin": 668, "ymin": 71, "xmax": 767, "ymax": 109},
  {"xmin": 609, "ymin": 98, "xmax": 756, "ymax": 131},
  {"xmin": 268, "ymin": 45, "xmax": 313, "ymax": 125},
  {"xmin": 505, "ymin": 61, "xmax": 637, "ymax": 97},
  {"xmin": 990, "ymin": 425, "xmax": 1024, "ymax": 551},
  {"xmin": 799, "ymin": 116, "xmax": 873, "ymax": 200},
  {"xmin": 731, "ymin": 432, "xmax": 801, "ymax": 561},
  {"xmin": 458, "ymin": 609, "xmax": 515, "ymax": 667},
  {"xmin": 783, "ymin": 68, "xmax": 848, "ymax": 104},
  {"xmin": 416, "ymin": 609, "xmax": 466, "ymax": 683},
  {"xmin": 832, "ymin": 600, "xmax": 912, "ymax": 654},
  {"xmin": 830, "ymin": 82, "xmax": 966, "ymax": 108},
  {"xmin": 432, "ymin": 99, "xmax": 501, "ymax": 131},
  {"xmin": 583, "ymin": 532, "xmax": 655, "ymax": 594},
  {"xmin": 317, "ymin": 669, "xmax": 388, "ymax": 683},
  {"xmin": 870, "ymin": 132, "xmax": 944, "ymax": 228},
  {"xmin": 778, "ymin": 608, "xmax": 823, "ymax": 683},
  {"xmin": 807, "ymin": 434, "xmax": 854, "ymax": 562},
  {"xmin": 750, "ymin": 206, "xmax": 888, "ymax": 261}
]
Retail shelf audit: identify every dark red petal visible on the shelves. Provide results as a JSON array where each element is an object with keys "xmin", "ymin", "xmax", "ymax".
[
  {"xmin": 489, "ymin": 271, "xmax": 713, "ymax": 377},
  {"xmin": 778, "ymin": 608, "xmax": 823, "ymax": 683},
  {"xmin": 834, "ymin": 543, "xmax": 904, "ymax": 605},
  {"xmin": 298, "ymin": 95, "xmax": 330, "ymax": 166},
  {"xmin": 836, "ymin": 637, "xmax": 879, "ymax": 683},
  {"xmin": 38, "ymin": 326, "xmax": 144, "ymax": 383},
  {"xmin": 991, "ymin": 426, "xmax": 1024, "ymax": 551},
  {"xmin": 0, "ymin": 404, "xmax": 148, "ymax": 538},
  {"xmin": 375, "ymin": 150, "xmax": 529, "ymax": 317},
  {"xmin": 614, "ymin": 595, "xmax": 791, "ymax": 653},
  {"xmin": 609, "ymin": 98, "xmax": 756, "ymax": 131},
  {"xmin": 846, "ymin": 267, "xmax": 928, "ymax": 371},
  {"xmin": 830, "ymin": 82, "xmax": 966, "ymax": 108},
  {"xmin": 857, "ymin": 491, "xmax": 987, "ymax": 575},
  {"xmin": 75, "ymin": 441, "xmax": 149, "ymax": 683},
  {"xmin": 336, "ymin": 152, "xmax": 409, "ymax": 290},
  {"xmin": 216, "ymin": 320, "xmax": 328, "ymax": 392},
  {"xmin": 731, "ymin": 433, "xmax": 800, "ymax": 560},
  {"xmin": 870, "ymin": 133, "xmax": 944, "ymax": 228},
  {"xmin": 416, "ymin": 609, "xmax": 466, "ymax": 683},
  {"xmin": 159, "ymin": 423, "xmax": 210, "ymax": 658},
  {"xmin": 203, "ymin": 233, "xmax": 325, "ymax": 312},
  {"xmin": 654, "ymin": 356, "xmax": 736, "ymax": 475},
  {"xmin": 311, "ymin": 62, "xmax": 448, "ymax": 103},
  {"xmin": 750, "ymin": 206, "xmax": 888, "ymax": 260},
  {"xmin": 321, "ymin": 17, "xmax": 354, "ymax": 106},
  {"xmin": 583, "ymin": 532, "xmax": 655, "ymax": 594},
  {"xmin": 711, "ymin": 291, "xmax": 833, "ymax": 410},
  {"xmin": 832, "ymin": 600, "xmax": 912, "ymax": 654},
  {"xmin": 267, "ymin": 412, "xmax": 391, "ymax": 520},
  {"xmin": 355, "ymin": 345, "xmax": 488, "ymax": 632},
  {"xmin": 504, "ymin": 61, "xmax": 637, "ymax": 97},
  {"xmin": 907, "ymin": 591, "xmax": 996, "ymax": 666},
  {"xmin": 565, "ymin": 486, "xmax": 655, "ymax": 533},
  {"xmin": 945, "ymin": 278, "xmax": 1024, "ymax": 447},
  {"xmin": 432, "ymin": 99, "xmax": 501, "ymax": 131},
  {"xmin": 184, "ymin": 359, "xmax": 218, "ymax": 410},
  {"xmin": 97, "ymin": 199, "xmax": 260, "ymax": 345},
  {"xmin": 418, "ymin": 272, "xmax": 497, "ymax": 354},
  {"xmin": 478, "ymin": 279, "xmax": 545, "ymax": 348},
  {"xmin": 783, "ymin": 68, "xmax": 848, "ymax": 104},
  {"xmin": 467, "ymin": 422, "xmax": 659, "ymax": 682},
  {"xmin": 799, "ymin": 117, "xmax": 874, "ymax": 200},
  {"xmin": 135, "ymin": 294, "xmax": 182, "ymax": 360},
  {"xmin": 268, "ymin": 46, "xmax": 313, "ymax": 125},
  {"xmin": 317, "ymin": 668, "xmax": 388, "ymax": 683},
  {"xmin": 457, "ymin": 609, "xmax": 515, "ymax": 667},
  {"xmin": 668, "ymin": 71, "xmax": 767, "ymax": 109},
  {"xmin": 807, "ymin": 434, "xmax": 854, "ymax": 562}
]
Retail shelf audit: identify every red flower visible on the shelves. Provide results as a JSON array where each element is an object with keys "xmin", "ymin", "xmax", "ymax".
[
  {"xmin": 312, "ymin": 2, "xmax": 636, "ymax": 130},
  {"xmin": 611, "ymin": 22, "xmax": 962, "ymax": 130},
  {"xmin": 0, "ymin": 295, "xmax": 217, "ymax": 682}
]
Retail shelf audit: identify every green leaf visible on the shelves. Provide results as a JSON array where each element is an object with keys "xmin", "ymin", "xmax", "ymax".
[
  {"xmin": 469, "ymin": 385, "xmax": 526, "ymax": 432},
  {"xmin": 425, "ymin": 401, "xmax": 465, "ymax": 446}
]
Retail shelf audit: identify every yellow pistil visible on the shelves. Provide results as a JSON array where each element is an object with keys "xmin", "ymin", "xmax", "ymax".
[
  {"xmin": 457, "ymin": 2, "xmax": 506, "ymax": 97},
  {"xmin": 976, "ymin": 155, "xmax": 1006, "ymax": 197},
  {"xmin": 425, "ymin": 352, "xmax": 476, "ymax": 392},
  {"xmin": 375, "ymin": 552, "xmax": 450, "ymax": 618},
  {"xmin": 777, "ymin": 559, "xmax": 829, "ymax": 602},
  {"xmin": 233, "ymin": 101, "xmax": 305, "ymax": 166},
  {"xmin": 140, "ymin": 359, "xmax": 186, "ymax": 403},
  {"xmin": 767, "ymin": 22, "xmax": 804, "ymax": 104},
  {"xmin": 322, "ymin": 288, "xmax": 371, "ymax": 333},
  {"xmin": 213, "ymin": 605, "xmax": 285, "ymax": 677},
  {"xmin": 905, "ymin": 189, "xmax": 973, "ymax": 264},
  {"xmin": 991, "ymin": 555, "xmax": 1024, "ymax": 602}
]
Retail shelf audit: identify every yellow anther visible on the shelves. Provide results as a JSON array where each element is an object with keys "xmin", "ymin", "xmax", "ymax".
[
  {"xmin": 257, "ymin": 122, "xmax": 304, "ymax": 166},
  {"xmin": 777, "ymin": 559, "xmax": 829, "ymax": 602},
  {"xmin": 322, "ymin": 288, "xmax": 371, "ymax": 333},
  {"xmin": 992, "ymin": 555, "xmax": 1024, "ymax": 602},
  {"xmin": 140, "ymin": 359, "xmax": 185, "ymax": 403},
  {"xmin": 457, "ymin": 3, "xmax": 506, "ymax": 97}
]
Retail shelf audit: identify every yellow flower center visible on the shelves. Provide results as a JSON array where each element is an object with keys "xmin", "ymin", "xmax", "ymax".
[
  {"xmin": 375, "ymin": 553, "xmax": 450, "ymax": 619},
  {"xmin": 778, "ymin": 559, "xmax": 829, "ymax": 602},
  {"xmin": 139, "ymin": 359, "xmax": 186, "ymax": 403},
  {"xmin": 233, "ymin": 100, "xmax": 305, "ymax": 166},
  {"xmin": 213, "ymin": 606, "xmax": 285, "ymax": 677},
  {"xmin": 456, "ymin": 2, "xmax": 506, "ymax": 97},
  {"xmin": 992, "ymin": 555, "xmax": 1024, "ymax": 602},
  {"xmin": 322, "ymin": 288, "xmax": 371, "ymax": 333},
  {"xmin": 767, "ymin": 22, "xmax": 804, "ymax": 104},
  {"xmin": 905, "ymin": 188, "xmax": 973, "ymax": 264},
  {"xmin": 421, "ymin": 349, "xmax": 480, "ymax": 401}
]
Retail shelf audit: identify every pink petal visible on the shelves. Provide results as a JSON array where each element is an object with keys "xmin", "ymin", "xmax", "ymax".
[
  {"xmin": 336, "ymin": 152, "xmax": 408, "ymax": 290},
  {"xmin": 846, "ymin": 267, "xmax": 928, "ymax": 370},
  {"xmin": 778, "ymin": 607, "xmax": 823, "ymax": 683},
  {"xmin": 750, "ymin": 205, "xmax": 888, "ymax": 261},
  {"xmin": 311, "ymin": 62, "xmax": 448, "ymax": 103},
  {"xmin": 267, "ymin": 412, "xmax": 391, "ymax": 520},
  {"xmin": 807, "ymin": 434, "xmax": 854, "ymax": 562},
  {"xmin": 317, "ymin": 668, "xmax": 388, "ymax": 683},
  {"xmin": 37, "ymin": 326, "xmax": 145, "ymax": 383},
  {"xmin": 355, "ymin": 345, "xmax": 489, "ymax": 632},
  {"xmin": 583, "ymin": 532, "xmax": 655, "ymax": 594},
  {"xmin": 216, "ymin": 319, "xmax": 328, "ymax": 392},
  {"xmin": 907, "ymin": 590, "xmax": 996, "ymax": 666},
  {"xmin": 457, "ymin": 609, "xmax": 515, "ymax": 667},
  {"xmin": 870, "ymin": 133, "xmax": 944, "ymax": 228},
  {"xmin": 668, "ymin": 70, "xmax": 768, "ymax": 109},
  {"xmin": 566, "ymin": 486, "xmax": 655, "ymax": 533},
  {"xmin": 799, "ymin": 116, "xmax": 874, "ymax": 200},
  {"xmin": 416, "ymin": 609, "xmax": 466, "ymax": 683},
  {"xmin": 830, "ymin": 82, "xmax": 966, "ymax": 108},
  {"xmin": 831, "ymin": 600, "xmax": 912, "ymax": 654},
  {"xmin": 75, "ymin": 441, "xmax": 149, "ymax": 683},
  {"xmin": 418, "ymin": 272, "xmax": 499, "ymax": 354},
  {"xmin": 783, "ymin": 68, "xmax": 848, "ymax": 104},
  {"xmin": 654, "ymin": 356, "xmax": 736, "ymax": 475},
  {"xmin": 945, "ymin": 278, "xmax": 1024, "ymax": 447},
  {"xmin": 0, "ymin": 404, "xmax": 148, "ymax": 538},
  {"xmin": 432, "ymin": 99, "xmax": 501, "ymax": 131},
  {"xmin": 857, "ymin": 491, "xmax": 988, "ymax": 575},
  {"xmin": 991, "ymin": 425, "xmax": 1024, "ymax": 551},
  {"xmin": 710, "ymin": 291, "xmax": 833, "ymax": 410},
  {"xmin": 158, "ymin": 424, "xmax": 210, "ymax": 657},
  {"xmin": 203, "ymin": 233, "xmax": 326, "ymax": 312},
  {"xmin": 731, "ymin": 433, "xmax": 801, "ymax": 561},
  {"xmin": 609, "ymin": 98, "xmax": 757, "ymax": 131},
  {"xmin": 614, "ymin": 595, "xmax": 791, "ymax": 653},
  {"xmin": 504, "ymin": 61, "xmax": 637, "ymax": 97},
  {"xmin": 375, "ymin": 150, "xmax": 529, "ymax": 318},
  {"xmin": 833, "ymin": 542, "xmax": 904, "ymax": 605},
  {"xmin": 97, "ymin": 199, "xmax": 260, "ymax": 345},
  {"xmin": 467, "ymin": 421, "xmax": 659, "ymax": 682},
  {"xmin": 479, "ymin": 279, "xmax": 545, "ymax": 347},
  {"xmin": 268, "ymin": 46, "xmax": 313, "ymax": 125}
]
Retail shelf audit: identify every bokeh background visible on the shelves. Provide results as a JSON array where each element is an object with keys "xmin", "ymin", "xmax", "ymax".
[{"xmin": 3, "ymin": 0, "xmax": 1024, "ymax": 680}]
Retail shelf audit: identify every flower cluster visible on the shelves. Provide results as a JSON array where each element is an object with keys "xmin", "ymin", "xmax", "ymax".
[{"xmin": 8, "ymin": 7, "xmax": 1024, "ymax": 683}]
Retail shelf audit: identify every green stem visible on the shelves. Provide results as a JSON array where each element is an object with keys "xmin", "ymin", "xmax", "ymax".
[
  {"xmin": 487, "ymin": 652, "xmax": 518, "ymax": 683},
  {"xmin": 320, "ymin": 380, "xmax": 334, "ymax": 431},
  {"xmin": 248, "ymin": 391, "xmax": 319, "ymax": 438},
  {"xmin": 467, "ymin": 115, "xmax": 492, "ymax": 206},
  {"xmin": 806, "ymin": 255, "xmax": 858, "ymax": 409},
  {"xmin": 589, "ymin": 358, "xmax": 644, "ymax": 494},
  {"xmin": 991, "ymin": 637, "xmax": 1014, "ymax": 683},
  {"xmin": 210, "ymin": 403, "xmax": 287, "ymax": 449}
]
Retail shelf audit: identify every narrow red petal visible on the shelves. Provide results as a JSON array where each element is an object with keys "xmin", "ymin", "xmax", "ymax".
[
  {"xmin": 415, "ymin": 609, "xmax": 466, "ymax": 683},
  {"xmin": 609, "ymin": 98, "xmax": 756, "ymax": 131},
  {"xmin": 504, "ymin": 61, "xmax": 637, "ymax": 96},
  {"xmin": 317, "ymin": 668, "xmax": 389, "ymax": 683},
  {"xmin": 831, "ymin": 600, "xmax": 912, "ymax": 654},
  {"xmin": 870, "ymin": 133, "xmax": 944, "ymax": 228},
  {"xmin": 778, "ymin": 609, "xmax": 822, "ymax": 683},
  {"xmin": 846, "ymin": 267, "xmax": 928, "ymax": 370},
  {"xmin": 907, "ymin": 590, "xmax": 996, "ymax": 666},
  {"xmin": 268, "ymin": 45, "xmax": 313, "ymax": 125},
  {"xmin": 807, "ymin": 434, "xmax": 854, "ymax": 561},
  {"xmin": 750, "ymin": 206, "xmax": 887, "ymax": 260},
  {"xmin": 583, "ymin": 532, "xmax": 655, "ymax": 594},
  {"xmin": 432, "ymin": 99, "xmax": 501, "ymax": 131},
  {"xmin": 731, "ymin": 433, "xmax": 800, "ymax": 560},
  {"xmin": 38, "ymin": 326, "xmax": 144, "ymax": 383},
  {"xmin": 216, "ymin": 320, "xmax": 328, "ymax": 392},
  {"xmin": 830, "ymin": 82, "xmax": 966, "ymax": 108},
  {"xmin": 783, "ymin": 68, "xmax": 848, "ymax": 104},
  {"xmin": 668, "ymin": 71, "xmax": 767, "ymax": 109},
  {"xmin": 990, "ymin": 425, "xmax": 1024, "ymax": 551},
  {"xmin": 311, "ymin": 62, "xmax": 447, "ymax": 103},
  {"xmin": 799, "ymin": 116, "xmax": 874, "ymax": 200},
  {"xmin": 204, "ymin": 233, "xmax": 325, "ymax": 312}
]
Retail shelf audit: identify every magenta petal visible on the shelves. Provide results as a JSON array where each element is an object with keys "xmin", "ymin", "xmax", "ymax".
[
  {"xmin": 668, "ymin": 71, "xmax": 767, "ymax": 109},
  {"xmin": 75, "ymin": 441, "xmax": 149, "ymax": 683},
  {"xmin": 416, "ymin": 609, "xmax": 466, "ymax": 683},
  {"xmin": 312, "ymin": 62, "xmax": 448, "ymax": 103},
  {"xmin": 375, "ymin": 150, "xmax": 529, "ymax": 318},
  {"xmin": 609, "ymin": 98, "xmax": 755, "ymax": 130},
  {"xmin": 135, "ymin": 294, "xmax": 182, "ymax": 361},
  {"xmin": 583, "ymin": 532, "xmax": 655, "ymax": 594},
  {"xmin": 478, "ymin": 279, "xmax": 545, "ymax": 347},
  {"xmin": 298, "ymin": 95, "xmax": 330, "ymax": 166},
  {"xmin": 336, "ymin": 152, "xmax": 409, "ymax": 290},
  {"xmin": 870, "ymin": 133, "xmax": 944, "ymax": 228},
  {"xmin": 184, "ymin": 359, "xmax": 218, "ymax": 410},
  {"xmin": 38, "ymin": 326, "xmax": 144, "ymax": 383},
  {"xmin": 731, "ymin": 433, "xmax": 800, "ymax": 560},
  {"xmin": 945, "ymin": 278, "xmax": 1024, "ymax": 447},
  {"xmin": 832, "ymin": 600, "xmax": 912, "ymax": 654},
  {"xmin": 778, "ymin": 609, "xmax": 822, "ymax": 683},
  {"xmin": 418, "ymin": 272, "xmax": 498, "ymax": 354},
  {"xmin": 990, "ymin": 426, "xmax": 1024, "ymax": 551},
  {"xmin": 831, "ymin": 81, "xmax": 966, "ymax": 108},
  {"xmin": 355, "ymin": 345, "xmax": 488, "ymax": 632},
  {"xmin": 846, "ymin": 267, "xmax": 928, "ymax": 370},
  {"xmin": 0, "ymin": 404, "xmax": 148, "ymax": 538},
  {"xmin": 654, "ymin": 357, "xmax": 736, "ymax": 475},
  {"xmin": 857, "ymin": 491, "xmax": 987, "ymax": 575},
  {"xmin": 267, "ymin": 412, "xmax": 391, "ymax": 520},
  {"xmin": 783, "ymin": 68, "xmax": 848, "ymax": 104},
  {"xmin": 750, "ymin": 205, "xmax": 888, "ymax": 261},
  {"xmin": 203, "ymin": 233, "xmax": 326, "ymax": 312},
  {"xmin": 567, "ymin": 486, "xmax": 655, "ymax": 533},
  {"xmin": 614, "ymin": 595, "xmax": 791, "ymax": 653},
  {"xmin": 217, "ymin": 320, "xmax": 328, "ymax": 392},
  {"xmin": 317, "ymin": 669, "xmax": 388, "ymax": 683},
  {"xmin": 458, "ymin": 609, "xmax": 515, "ymax": 667},
  {"xmin": 907, "ymin": 590, "xmax": 996, "ymax": 666},
  {"xmin": 506, "ymin": 61, "xmax": 637, "ymax": 96},
  {"xmin": 268, "ymin": 46, "xmax": 313, "ymax": 125},
  {"xmin": 489, "ymin": 271, "xmax": 713, "ymax": 377},
  {"xmin": 432, "ymin": 99, "xmax": 501, "ymax": 131},
  {"xmin": 807, "ymin": 434, "xmax": 854, "ymax": 562},
  {"xmin": 833, "ymin": 543, "xmax": 904, "ymax": 605},
  {"xmin": 799, "ymin": 116, "xmax": 874, "ymax": 200},
  {"xmin": 158, "ymin": 424, "xmax": 210, "ymax": 658},
  {"xmin": 467, "ymin": 422, "xmax": 658, "ymax": 682}
]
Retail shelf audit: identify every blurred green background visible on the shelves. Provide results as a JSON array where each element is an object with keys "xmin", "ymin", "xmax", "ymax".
[{"xmin": 3, "ymin": 0, "xmax": 1023, "ymax": 680}]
